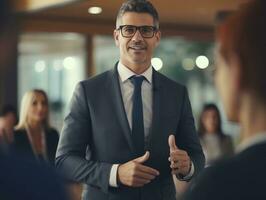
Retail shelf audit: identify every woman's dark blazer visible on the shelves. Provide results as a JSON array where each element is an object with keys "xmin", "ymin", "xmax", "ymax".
[{"xmin": 13, "ymin": 128, "xmax": 59, "ymax": 165}]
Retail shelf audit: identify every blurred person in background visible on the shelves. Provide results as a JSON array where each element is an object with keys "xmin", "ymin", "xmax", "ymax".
[
  {"xmin": 0, "ymin": 104, "xmax": 18, "ymax": 144},
  {"xmin": 183, "ymin": 0, "xmax": 266, "ymax": 199},
  {"xmin": 13, "ymin": 89, "xmax": 59, "ymax": 165},
  {"xmin": 198, "ymin": 103, "xmax": 234, "ymax": 165},
  {"xmin": 0, "ymin": 0, "xmax": 17, "ymax": 152},
  {"xmin": 0, "ymin": 0, "xmax": 68, "ymax": 199}
]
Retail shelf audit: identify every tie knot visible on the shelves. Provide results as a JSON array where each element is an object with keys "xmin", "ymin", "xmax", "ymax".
[{"xmin": 130, "ymin": 75, "xmax": 145, "ymax": 87}]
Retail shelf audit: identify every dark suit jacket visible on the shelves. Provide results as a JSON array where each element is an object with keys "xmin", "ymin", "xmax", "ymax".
[
  {"xmin": 182, "ymin": 142, "xmax": 266, "ymax": 200},
  {"xmin": 13, "ymin": 128, "xmax": 59, "ymax": 165},
  {"xmin": 0, "ymin": 152, "xmax": 68, "ymax": 200},
  {"xmin": 56, "ymin": 65, "xmax": 205, "ymax": 200}
]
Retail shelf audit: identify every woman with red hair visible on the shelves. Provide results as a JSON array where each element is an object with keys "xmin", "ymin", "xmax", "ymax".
[{"xmin": 183, "ymin": 1, "xmax": 266, "ymax": 199}]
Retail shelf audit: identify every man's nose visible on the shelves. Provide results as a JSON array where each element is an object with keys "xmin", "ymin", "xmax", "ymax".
[{"xmin": 132, "ymin": 29, "xmax": 144, "ymax": 42}]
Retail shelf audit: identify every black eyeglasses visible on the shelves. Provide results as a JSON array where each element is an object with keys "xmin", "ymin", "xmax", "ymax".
[{"xmin": 117, "ymin": 25, "xmax": 158, "ymax": 38}]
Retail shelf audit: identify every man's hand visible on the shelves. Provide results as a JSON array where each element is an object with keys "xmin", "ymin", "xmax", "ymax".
[
  {"xmin": 168, "ymin": 135, "xmax": 191, "ymax": 176},
  {"xmin": 117, "ymin": 151, "xmax": 160, "ymax": 187}
]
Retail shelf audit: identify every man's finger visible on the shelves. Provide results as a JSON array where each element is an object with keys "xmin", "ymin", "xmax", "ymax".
[
  {"xmin": 137, "ymin": 164, "xmax": 160, "ymax": 176},
  {"xmin": 133, "ymin": 170, "xmax": 156, "ymax": 180},
  {"xmin": 168, "ymin": 134, "xmax": 178, "ymax": 152},
  {"xmin": 131, "ymin": 177, "xmax": 151, "ymax": 187},
  {"xmin": 134, "ymin": 151, "xmax": 150, "ymax": 163}
]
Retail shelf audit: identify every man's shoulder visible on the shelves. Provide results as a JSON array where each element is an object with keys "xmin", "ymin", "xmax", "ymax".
[
  {"xmin": 82, "ymin": 69, "xmax": 114, "ymax": 85},
  {"xmin": 196, "ymin": 143, "xmax": 266, "ymax": 184},
  {"xmin": 76, "ymin": 68, "xmax": 115, "ymax": 91},
  {"xmin": 155, "ymin": 71, "xmax": 185, "ymax": 90},
  {"xmin": 186, "ymin": 146, "xmax": 266, "ymax": 200}
]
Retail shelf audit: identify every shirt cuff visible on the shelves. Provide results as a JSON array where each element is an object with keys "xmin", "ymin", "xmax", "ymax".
[
  {"xmin": 177, "ymin": 161, "xmax": 195, "ymax": 181},
  {"xmin": 109, "ymin": 164, "xmax": 119, "ymax": 187}
]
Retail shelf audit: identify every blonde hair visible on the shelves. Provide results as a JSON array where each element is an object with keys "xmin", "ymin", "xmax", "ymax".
[{"xmin": 15, "ymin": 89, "xmax": 50, "ymax": 130}]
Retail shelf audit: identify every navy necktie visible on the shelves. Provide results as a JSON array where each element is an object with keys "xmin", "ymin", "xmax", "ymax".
[{"xmin": 131, "ymin": 75, "xmax": 145, "ymax": 157}]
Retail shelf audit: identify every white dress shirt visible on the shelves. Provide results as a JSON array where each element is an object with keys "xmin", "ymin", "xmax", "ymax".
[{"xmin": 109, "ymin": 62, "xmax": 194, "ymax": 187}]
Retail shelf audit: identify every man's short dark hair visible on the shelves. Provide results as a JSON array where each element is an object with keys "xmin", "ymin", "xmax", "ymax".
[{"xmin": 116, "ymin": 0, "xmax": 159, "ymax": 29}]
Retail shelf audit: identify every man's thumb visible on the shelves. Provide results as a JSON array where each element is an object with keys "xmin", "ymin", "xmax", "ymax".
[
  {"xmin": 168, "ymin": 134, "xmax": 178, "ymax": 152},
  {"xmin": 134, "ymin": 151, "xmax": 150, "ymax": 163}
]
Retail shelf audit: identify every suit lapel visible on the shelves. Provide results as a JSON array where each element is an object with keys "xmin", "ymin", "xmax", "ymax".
[{"xmin": 107, "ymin": 64, "xmax": 135, "ymax": 153}]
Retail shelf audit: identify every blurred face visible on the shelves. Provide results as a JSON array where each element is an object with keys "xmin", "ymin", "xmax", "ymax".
[
  {"xmin": 4, "ymin": 112, "xmax": 16, "ymax": 128},
  {"xmin": 202, "ymin": 109, "xmax": 219, "ymax": 134},
  {"xmin": 214, "ymin": 44, "xmax": 240, "ymax": 122},
  {"xmin": 114, "ymin": 12, "xmax": 161, "ymax": 73},
  {"xmin": 27, "ymin": 93, "xmax": 48, "ymax": 124}
]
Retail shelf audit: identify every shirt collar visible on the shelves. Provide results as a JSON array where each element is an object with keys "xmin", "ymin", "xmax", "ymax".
[
  {"xmin": 117, "ymin": 61, "xmax": 153, "ymax": 84},
  {"xmin": 236, "ymin": 131, "xmax": 266, "ymax": 153}
]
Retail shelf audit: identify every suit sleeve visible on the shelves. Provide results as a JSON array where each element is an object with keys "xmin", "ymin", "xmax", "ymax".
[
  {"xmin": 176, "ymin": 87, "xmax": 205, "ymax": 179},
  {"xmin": 181, "ymin": 167, "xmax": 220, "ymax": 200},
  {"xmin": 55, "ymin": 82, "xmax": 112, "ymax": 193}
]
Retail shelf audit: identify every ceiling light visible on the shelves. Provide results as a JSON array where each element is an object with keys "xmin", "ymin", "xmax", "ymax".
[
  {"xmin": 195, "ymin": 55, "xmax": 209, "ymax": 69},
  {"xmin": 182, "ymin": 58, "xmax": 195, "ymax": 71},
  {"xmin": 88, "ymin": 7, "xmax": 102, "ymax": 15},
  {"xmin": 151, "ymin": 57, "xmax": 163, "ymax": 71}
]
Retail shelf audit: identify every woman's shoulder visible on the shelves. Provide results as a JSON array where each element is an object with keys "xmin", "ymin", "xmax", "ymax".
[
  {"xmin": 45, "ymin": 127, "xmax": 59, "ymax": 137},
  {"xmin": 221, "ymin": 134, "xmax": 233, "ymax": 142},
  {"xmin": 13, "ymin": 129, "xmax": 29, "ymax": 145},
  {"xmin": 13, "ymin": 129, "xmax": 27, "ymax": 138},
  {"xmin": 14, "ymin": 128, "xmax": 26, "ymax": 134}
]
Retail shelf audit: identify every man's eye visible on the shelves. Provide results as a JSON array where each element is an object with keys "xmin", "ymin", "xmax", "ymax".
[
  {"xmin": 124, "ymin": 27, "xmax": 135, "ymax": 33},
  {"xmin": 141, "ymin": 27, "xmax": 153, "ymax": 33}
]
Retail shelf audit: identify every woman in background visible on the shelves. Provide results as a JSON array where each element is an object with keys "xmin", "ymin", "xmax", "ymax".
[
  {"xmin": 198, "ymin": 103, "xmax": 234, "ymax": 165},
  {"xmin": 14, "ymin": 89, "xmax": 59, "ymax": 165},
  {"xmin": 183, "ymin": 1, "xmax": 266, "ymax": 199}
]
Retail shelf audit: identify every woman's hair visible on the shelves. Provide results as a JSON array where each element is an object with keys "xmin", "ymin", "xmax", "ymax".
[
  {"xmin": 15, "ymin": 89, "xmax": 50, "ymax": 130},
  {"xmin": 216, "ymin": 0, "xmax": 266, "ymax": 102},
  {"xmin": 198, "ymin": 103, "xmax": 224, "ymax": 138}
]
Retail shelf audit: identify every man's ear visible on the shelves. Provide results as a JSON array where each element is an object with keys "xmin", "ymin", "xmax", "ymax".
[
  {"xmin": 154, "ymin": 30, "xmax": 161, "ymax": 47},
  {"xmin": 113, "ymin": 30, "xmax": 120, "ymax": 47}
]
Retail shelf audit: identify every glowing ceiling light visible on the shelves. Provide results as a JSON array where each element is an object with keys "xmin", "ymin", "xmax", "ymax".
[
  {"xmin": 196, "ymin": 55, "xmax": 209, "ymax": 69},
  {"xmin": 88, "ymin": 7, "xmax": 102, "ymax": 15},
  {"xmin": 151, "ymin": 57, "xmax": 163, "ymax": 71}
]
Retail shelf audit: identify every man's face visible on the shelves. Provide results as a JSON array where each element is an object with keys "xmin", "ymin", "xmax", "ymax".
[
  {"xmin": 202, "ymin": 109, "xmax": 219, "ymax": 133},
  {"xmin": 114, "ymin": 12, "xmax": 160, "ymax": 73}
]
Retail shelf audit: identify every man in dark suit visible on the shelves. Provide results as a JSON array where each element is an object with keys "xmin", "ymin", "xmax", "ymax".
[
  {"xmin": 182, "ymin": 0, "xmax": 266, "ymax": 199},
  {"xmin": 56, "ymin": 1, "xmax": 205, "ymax": 199}
]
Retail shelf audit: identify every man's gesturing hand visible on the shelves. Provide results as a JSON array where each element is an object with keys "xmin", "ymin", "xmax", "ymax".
[
  {"xmin": 168, "ymin": 135, "xmax": 191, "ymax": 176},
  {"xmin": 117, "ymin": 151, "xmax": 160, "ymax": 187}
]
